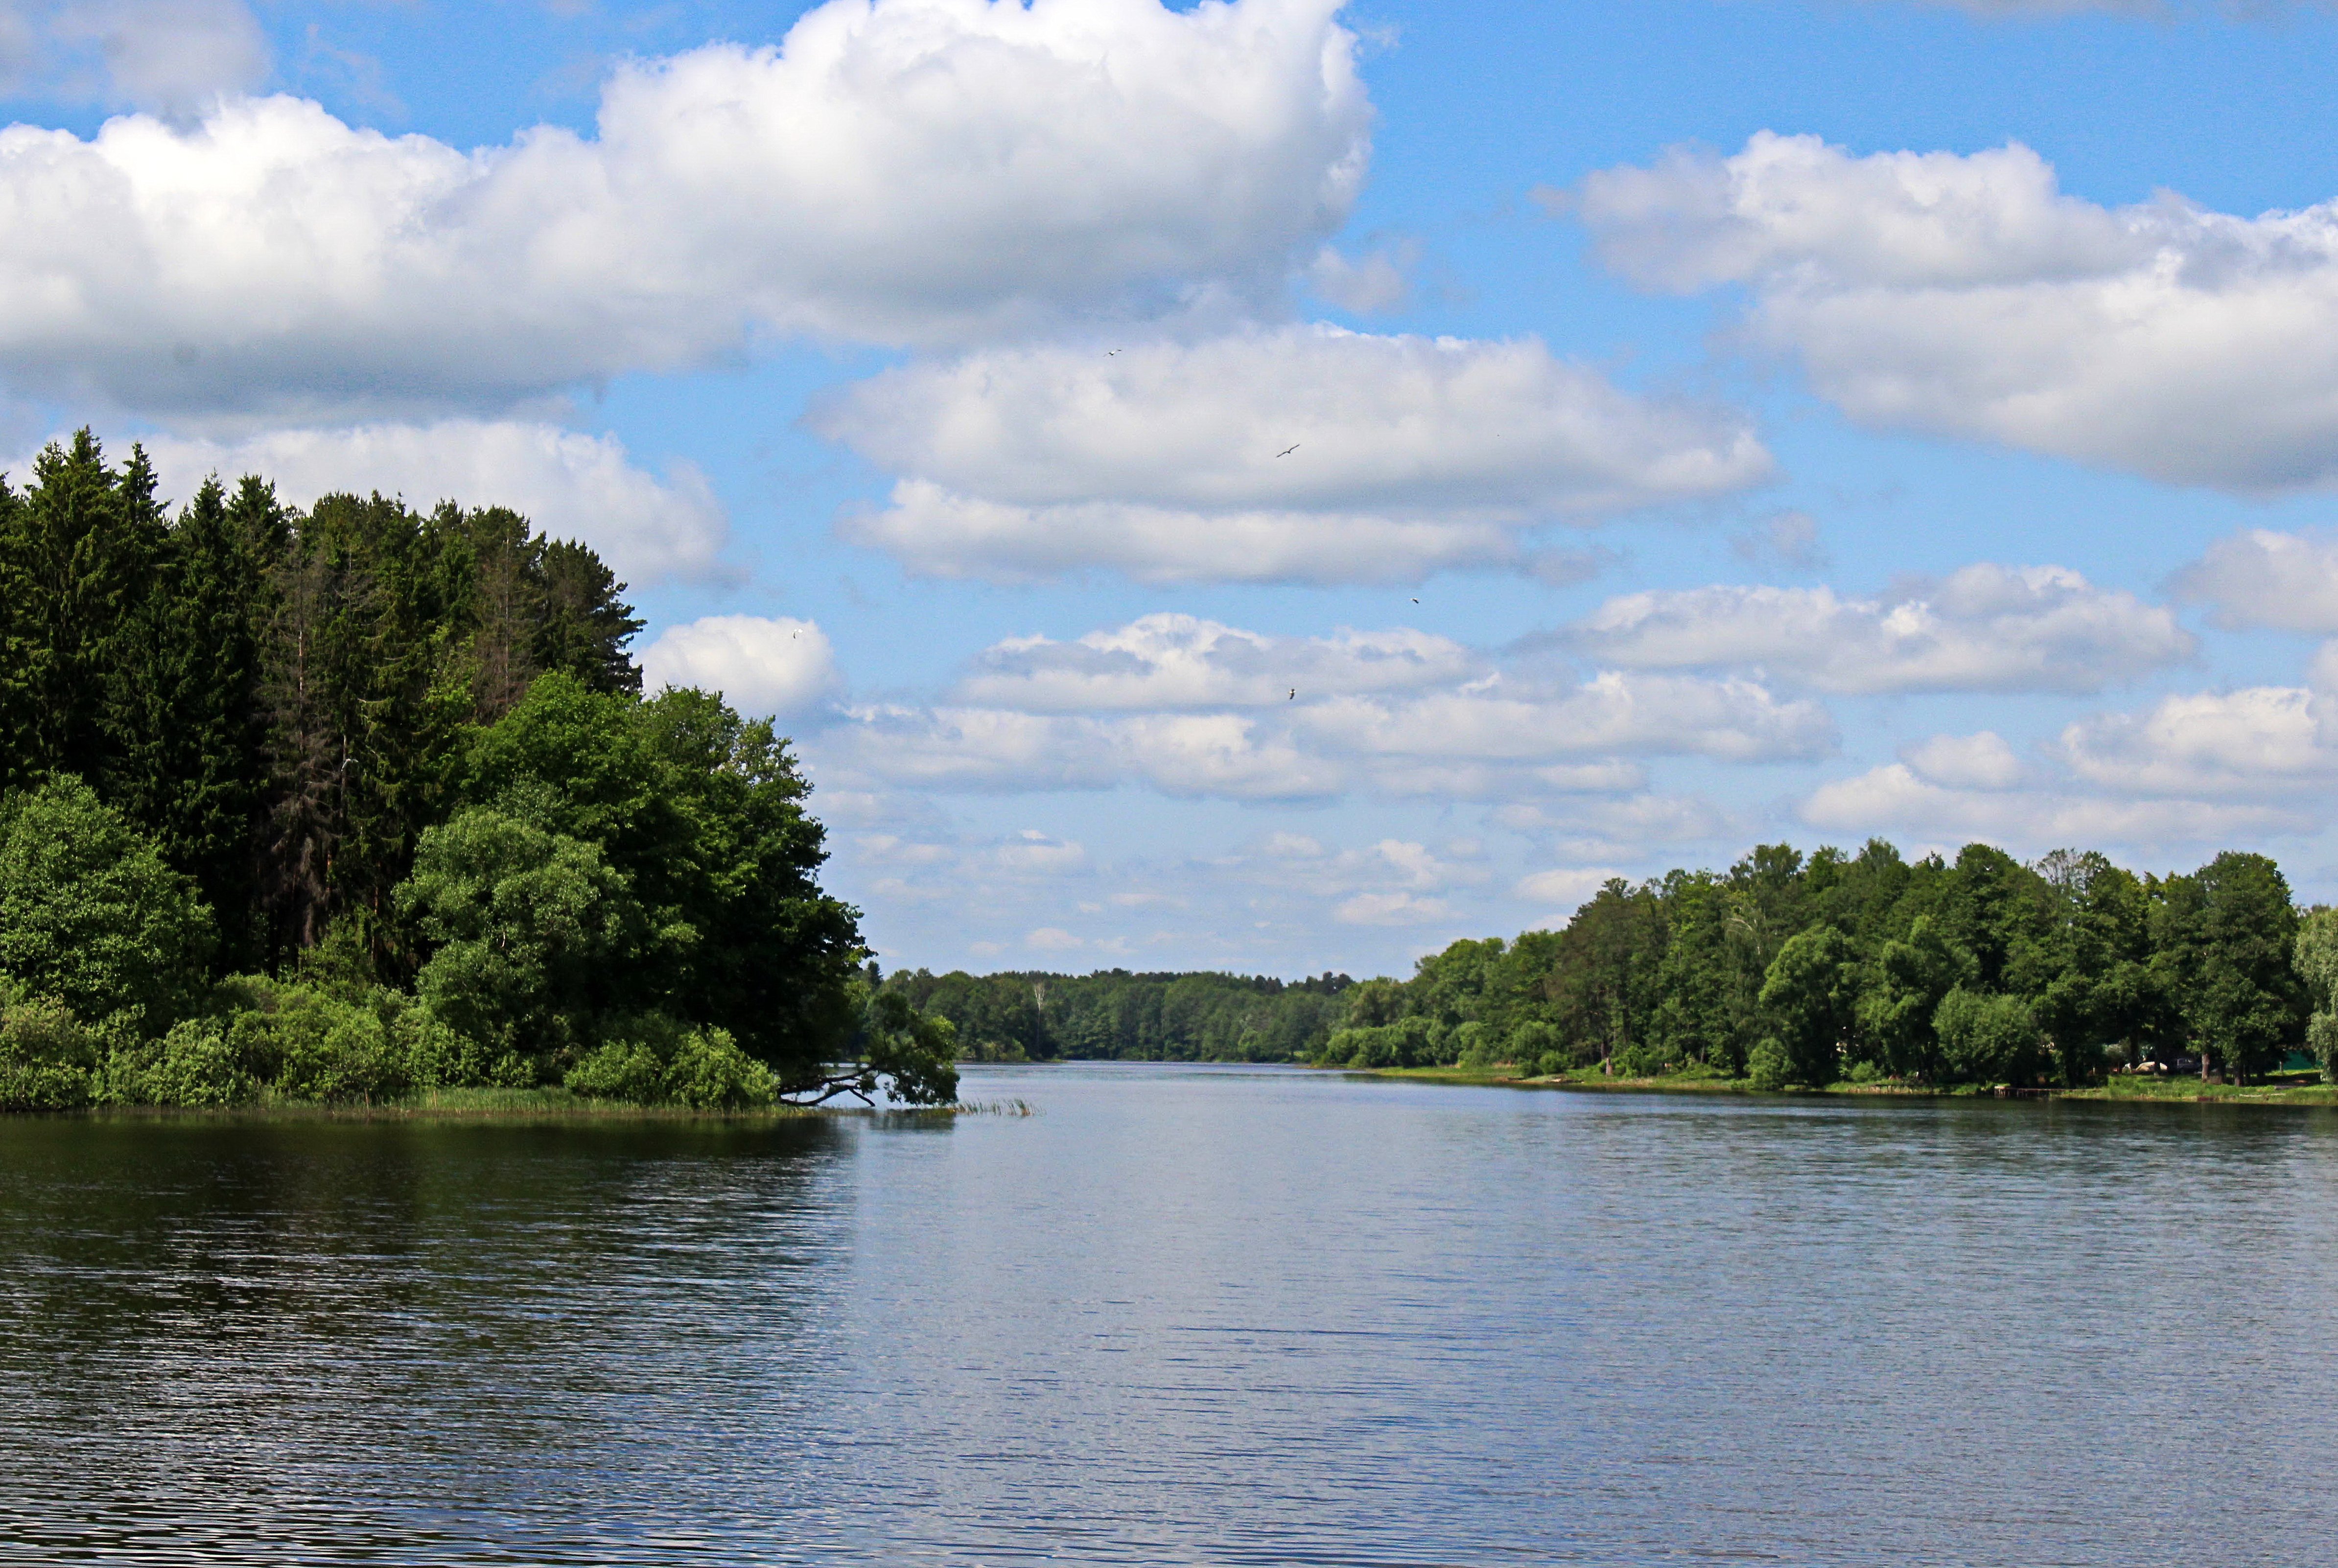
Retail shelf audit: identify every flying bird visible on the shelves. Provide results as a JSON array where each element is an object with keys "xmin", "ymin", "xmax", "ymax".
[
  {"xmin": 1411, "ymin": 597, "xmax": 1420, "ymax": 604},
  {"xmin": 1106, "ymin": 348, "xmax": 1122, "ymax": 356},
  {"xmin": 1276, "ymin": 443, "xmax": 1300, "ymax": 459},
  {"xmin": 1288, "ymin": 688, "xmax": 1296, "ymax": 701}
]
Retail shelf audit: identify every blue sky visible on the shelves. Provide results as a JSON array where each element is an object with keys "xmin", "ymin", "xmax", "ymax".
[{"xmin": 7, "ymin": 0, "xmax": 2338, "ymax": 978}]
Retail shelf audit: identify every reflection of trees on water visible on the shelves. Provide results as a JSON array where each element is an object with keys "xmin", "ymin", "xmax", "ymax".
[{"xmin": 0, "ymin": 1116, "xmax": 853, "ymax": 1540}]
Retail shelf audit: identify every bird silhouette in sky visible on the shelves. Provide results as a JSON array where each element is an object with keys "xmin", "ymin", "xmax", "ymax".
[
  {"xmin": 1411, "ymin": 597, "xmax": 1420, "ymax": 603},
  {"xmin": 1106, "ymin": 348, "xmax": 1122, "ymax": 356},
  {"xmin": 1276, "ymin": 443, "xmax": 1300, "ymax": 458},
  {"xmin": 1288, "ymin": 688, "xmax": 1296, "ymax": 700}
]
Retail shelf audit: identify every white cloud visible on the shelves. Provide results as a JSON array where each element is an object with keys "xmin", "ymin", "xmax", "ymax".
[
  {"xmin": 132, "ymin": 420, "xmax": 730, "ymax": 585},
  {"xmin": 2058, "ymin": 685, "xmax": 2338, "ymax": 796},
  {"xmin": 0, "ymin": 1, "xmax": 268, "ymax": 114},
  {"xmin": 1334, "ymin": 890, "xmax": 1450, "ymax": 925},
  {"xmin": 1298, "ymin": 671, "xmax": 1832, "ymax": 765},
  {"xmin": 953, "ymin": 613, "xmax": 1476, "ymax": 711},
  {"xmin": 1565, "ymin": 565, "xmax": 2192, "ymax": 693},
  {"xmin": 825, "ymin": 615, "xmax": 1833, "ymax": 802},
  {"xmin": 1514, "ymin": 865, "xmax": 1626, "ymax": 908},
  {"xmin": 1575, "ymin": 130, "xmax": 2338, "ymax": 489},
  {"xmin": 641, "ymin": 615, "xmax": 840, "ymax": 718},
  {"xmin": 1305, "ymin": 240, "xmax": 1414, "ymax": 312},
  {"xmin": 840, "ymin": 483, "xmax": 1523, "ymax": 585},
  {"xmin": 1801, "ymin": 675, "xmax": 2338, "ymax": 853},
  {"xmin": 819, "ymin": 326, "xmax": 1773, "ymax": 583},
  {"xmin": 2171, "ymin": 528, "xmax": 2338, "ymax": 632},
  {"xmin": 0, "ymin": 0, "xmax": 1370, "ymax": 417},
  {"xmin": 1903, "ymin": 730, "xmax": 2027, "ymax": 789},
  {"xmin": 1801, "ymin": 762, "xmax": 2311, "ymax": 848}
]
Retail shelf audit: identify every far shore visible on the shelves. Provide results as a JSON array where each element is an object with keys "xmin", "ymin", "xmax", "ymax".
[{"xmin": 1333, "ymin": 1063, "xmax": 2338, "ymax": 1108}]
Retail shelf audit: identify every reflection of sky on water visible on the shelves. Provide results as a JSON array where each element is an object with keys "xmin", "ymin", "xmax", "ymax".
[{"xmin": 1, "ymin": 1074, "xmax": 2336, "ymax": 1564}]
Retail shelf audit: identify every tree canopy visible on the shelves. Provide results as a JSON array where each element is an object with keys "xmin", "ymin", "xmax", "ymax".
[
  {"xmin": 1313, "ymin": 838, "xmax": 2315, "ymax": 1089},
  {"xmin": 0, "ymin": 432, "xmax": 950, "ymax": 1110}
]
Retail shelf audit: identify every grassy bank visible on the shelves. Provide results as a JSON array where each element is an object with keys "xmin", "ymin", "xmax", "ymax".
[{"xmin": 1334, "ymin": 1063, "xmax": 2338, "ymax": 1106}]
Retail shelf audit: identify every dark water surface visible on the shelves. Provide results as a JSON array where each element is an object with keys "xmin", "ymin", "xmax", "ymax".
[{"xmin": 3, "ymin": 1063, "xmax": 2336, "ymax": 1565}]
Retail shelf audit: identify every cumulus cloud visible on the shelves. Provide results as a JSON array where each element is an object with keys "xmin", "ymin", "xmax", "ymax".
[
  {"xmin": 953, "ymin": 613, "xmax": 1476, "ymax": 711},
  {"xmin": 2170, "ymin": 528, "xmax": 2338, "ymax": 632},
  {"xmin": 0, "ymin": 0, "xmax": 1370, "ymax": 417},
  {"xmin": 130, "ymin": 420, "xmax": 730, "ymax": 585},
  {"xmin": 2058, "ymin": 685, "xmax": 2338, "ymax": 796},
  {"xmin": 1902, "ymin": 730, "xmax": 2027, "ymax": 789},
  {"xmin": 1575, "ymin": 130, "xmax": 2338, "ymax": 489},
  {"xmin": 1562, "ymin": 564, "xmax": 2192, "ymax": 693},
  {"xmin": 0, "ymin": 0, "xmax": 267, "ymax": 114},
  {"xmin": 641, "ymin": 615, "xmax": 840, "ymax": 718},
  {"xmin": 1515, "ymin": 865, "xmax": 1627, "ymax": 910},
  {"xmin": 1801, "ymin": 671, "xmax": 2338, "ymax": 853},
  {"xmin": 1800, "ymin": 763, "xmax": 2310, "ymax": 848},
  {"xmin": 820, "ymin": 326, "xmax": 1773, "ymax": 583},
  {"xmin": 824, "ymin": 613, "xmax": 1832, "ymax": 801}
]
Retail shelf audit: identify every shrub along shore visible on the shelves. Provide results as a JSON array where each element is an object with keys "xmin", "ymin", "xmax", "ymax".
[{"xmin": 0, "ymin": 434, "xmax": 956, "ymax": 1114}]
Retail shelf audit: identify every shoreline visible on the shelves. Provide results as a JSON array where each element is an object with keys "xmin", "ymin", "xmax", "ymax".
[{"xmin": 1338, "ymin": 1063, "xmax": 2338, "ymax": 1108}]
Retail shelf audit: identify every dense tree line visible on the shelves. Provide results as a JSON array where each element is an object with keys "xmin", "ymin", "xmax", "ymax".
[
  {"xmin": 1319, "ymin": 840, "xmax": 2337, "ymax": 1090},
  {"xmin": 884, "ymin": 968, "xmax": 1353, "ymax": 1062},
  {"xmin": 0, "ymin": 433, "xmax": 953, "ymax": 1111}
]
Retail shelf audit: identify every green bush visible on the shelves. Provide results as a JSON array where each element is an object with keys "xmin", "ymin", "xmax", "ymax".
[
  {"xmin": 223, "ymin": 980, "xmax": 413, "ymax": 1103},
  {"xmin": 565, "ymin": 1040, "xmax": 666, "ymax": 1103},
  {"xmin": 1934, "ymin": 987, "xmax": 2047, "ymax": 1086},
  {"xmin": 662, "ymin": 1028, "xmax": 776, "ymax": 1109},
  {"xmin": 396, "ymin": 806, "xmax": 646, "ymax": 1064},
  {"xmin": 1612, "ymin": 1039, "xmax": 1680, "ymax": 1077},
  {"xmin": 0, "ymin": 999, "xmax": 99, "ymax": 1110},
  {"xmin": 566, "ymin": 1020, "xmax": 776, "ymax": 1108},
  {"xmin": 1452, "ymin": 1021, "xmax": 1495, "ymax": 1071},
  {"xmin": 0, "ymin": 780, "xmax": 215, "ymax": 1038},
  {"xmin": 110, "ymin": 1018, "xmax": 255, "ymax": 1107},
  {"xmin": 1747, "ymin": 1036, "xmax": 1793, "ymax": 1092}
]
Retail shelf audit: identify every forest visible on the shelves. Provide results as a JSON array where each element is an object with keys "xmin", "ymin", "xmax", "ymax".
[
  {"xmin": 1321, "ymin": 841, "xmax": 2338, "ymax": 1090},
  {"xmin": 0, "ymin": 432, "xmax": 955, "ymax": 1112},
  {"xmin": 902, "ymin": 839, "xmax": 2338, "ymax": 1094},
  {"xmin": 882, "ymin": 968, "xmax": 1353, "ymax": 1062}
]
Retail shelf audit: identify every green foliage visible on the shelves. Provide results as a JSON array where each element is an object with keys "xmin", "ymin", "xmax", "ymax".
[
  {"xmin": 2298, "ymin": 908, "xmax": 2338, "ymax": 1082},
  {"xmin": 2152, "ymin": 853, "xmax": 2306, "ymax": 1083},
  {"xmin": 1934, "ymin": 987, "xmax": 2047, "ymax": 1085},
  {"xmin": 566, "ymin": 1018, "xmax": 780, "ymax": 1109},
  {"xmin": 1316, "ymin": 835, "xmax": 2311, "ymax": 1093},
  {"xmin": 0, "ymin": 778, "xmax": 214, "ymax": 1037},
  {"xmin": 566, "ymin": 1040, "xmax": 668, "ymax": 1103},
  {"xmin": 0, "ymin": 998, "xmax": 100, "ymax": 1110},
  {"xmin": 1758, "ymin": 925, "xmax": 1859, "ymax": 1086},
  {"xmin": 1857, "ymin": 917, "xmax": 1970, "ymax": 1081},
  {"xmin": 889, "ymin": 967, "xmax": 1352, "ymax": 1063},
  {"xmin": 397, "ymin": 806, "xmax": 646, "ymax": 1063},
  {"xmin": 453, "ymin": 675, "xmax": 865, "ymax": 1086},
  {"xmin": 108, "ymin": 1018, "xmax": 256, "ymax": 1108},
  {"xmin": 855, "ymin": 989, "xmax": 960, "ymax": 1106}
]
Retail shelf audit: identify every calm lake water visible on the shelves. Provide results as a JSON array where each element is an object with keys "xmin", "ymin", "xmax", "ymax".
[{"xmin": 2, "ymin": 1063, "xmax": 2336, "ymax": 1565}]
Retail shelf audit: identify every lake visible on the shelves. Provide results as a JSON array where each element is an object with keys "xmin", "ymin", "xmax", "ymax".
[{"xmin": 1, "ymin": 1062, "xmax": 2334, "ymax": 1565}]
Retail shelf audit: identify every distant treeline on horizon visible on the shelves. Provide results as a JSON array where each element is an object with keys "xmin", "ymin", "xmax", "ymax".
[
  {"xmin": 881, "ymin": 968, "xmax": 1353, "ymax": 1063},
  {"xmin": 907, "ymin": 839, "xmax": 2338, "ymax": 1091}
]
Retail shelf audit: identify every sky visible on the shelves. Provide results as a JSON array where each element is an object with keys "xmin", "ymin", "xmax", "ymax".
[{"xmin": 5, "ymin": 0, "xmax": 2338, "ymax": 979}]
